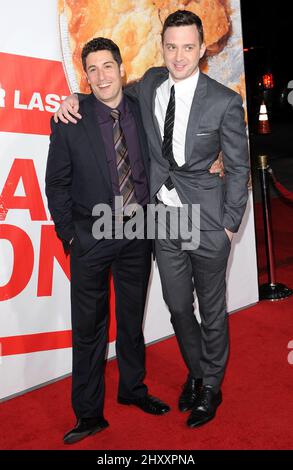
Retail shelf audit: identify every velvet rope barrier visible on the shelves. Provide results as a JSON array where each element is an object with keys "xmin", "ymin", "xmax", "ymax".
[
  {"xmin": 257, "ymin": 155, "xmax": 293, "ymax": 300},
  {"xmin": 268, "ymin": 167, "xmax": 293, "ymax": 202}
]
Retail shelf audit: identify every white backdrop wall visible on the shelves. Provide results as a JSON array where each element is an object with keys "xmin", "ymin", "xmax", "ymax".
[{"xmin": 0, "ymin": 0, "xmax": 258, "ymax": 400}]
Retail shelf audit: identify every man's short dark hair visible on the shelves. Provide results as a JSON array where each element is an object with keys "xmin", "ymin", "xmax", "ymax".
[
  {"xmin": 81, "ymin": 37, "xmax": 122, "ymax": 71},
  {"xmin": 161, "ymin": 10, "xmax": 204, "ymax": 44}
]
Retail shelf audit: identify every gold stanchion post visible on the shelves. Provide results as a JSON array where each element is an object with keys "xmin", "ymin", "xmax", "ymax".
[{"xmin": 258, "ymin": 155, "xmax": 292, "ymax": 300}]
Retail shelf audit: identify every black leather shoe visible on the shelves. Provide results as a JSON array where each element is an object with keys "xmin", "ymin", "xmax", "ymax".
[
  {"xmin": 187, "ymin": 385, "xmax": 222, "ymax": 428},
  {"xmin": 178, "ymin": 376, "xmax": 203, "ymax": 412},
  {"xmin": 118, "ymin": 394, "xmax": 170, "ymax": 415},
  {"xmin": 63, "ymin": 417, "xmax": 109, "ymax": 444}
]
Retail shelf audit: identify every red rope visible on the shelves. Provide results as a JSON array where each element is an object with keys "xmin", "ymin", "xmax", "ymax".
[{"xmin": 268, "ymin": 168, "xmax": 293, "ymax": 202}]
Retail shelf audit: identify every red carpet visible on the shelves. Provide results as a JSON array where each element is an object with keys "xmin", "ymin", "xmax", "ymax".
[{"xmin": 0, "ymin": 198, "xmax": 292, "ymax": 450}]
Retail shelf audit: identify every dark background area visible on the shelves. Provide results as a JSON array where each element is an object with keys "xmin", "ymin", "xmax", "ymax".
[
  {"xmin": 240, "ymin": 0, "xmax": 291, "ymax": 73},
  {"xmin": 240, "ymin": 0, "xmax": 293, "ymax": 198},
  {"xmin": 240, "ymin": 0, "xmax": 293, "ymax": 293},
  {"xmin": 240, "ymin": 0, "xmax": 292, "ymax": 123}
]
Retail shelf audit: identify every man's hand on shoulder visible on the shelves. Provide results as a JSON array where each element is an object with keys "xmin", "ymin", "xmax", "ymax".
[{"xmin": 54, "ymin": 93, "xmax": 81, "ymax": 124}]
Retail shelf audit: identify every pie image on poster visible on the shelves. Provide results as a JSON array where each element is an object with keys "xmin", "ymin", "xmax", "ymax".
[{"xmin": 58, "ymin": 0, "xmax": 231, "ymax": 93}]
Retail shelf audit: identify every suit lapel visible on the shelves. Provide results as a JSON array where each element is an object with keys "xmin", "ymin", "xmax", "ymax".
[
  {"xmin": 80, "ymin": 94, "xmax": 112, "ymax": 191},
  {"xmin": 185, "ymin": 72, "xmax": 208, "ymax": 162},
  {"xmin": 150, "ymin": 70, "xmax": 168, "ymax": 151},
  {"xmin": 151, "ymin": 89, "xmax": 162, "ymax": 148},
  {"xmin": 126, "ymin": 96, "xmax": 150, "ymax": 184}
]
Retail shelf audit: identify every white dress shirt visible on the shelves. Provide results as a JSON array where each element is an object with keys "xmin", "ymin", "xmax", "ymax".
[{"xmin": 155, "ymin": 70, "xmax": 199, "ymax": 207}]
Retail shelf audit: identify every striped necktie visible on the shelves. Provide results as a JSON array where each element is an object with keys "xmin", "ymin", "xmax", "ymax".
[
  {"xmin": 111, "ymin": 109, "xmax": 137, "ymax": 212},
  {"xmin": 162, "ymin": 85, "xmax": 177, "ymax": 190}
]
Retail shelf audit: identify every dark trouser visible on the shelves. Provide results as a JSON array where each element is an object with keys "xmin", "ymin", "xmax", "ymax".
[
  {"xmin": 70, "ymin": 236, "xmax": 151, "ymax": 419},
  {"xmin": 155, "ymin": 211, "xmax": 231, "ymax": 392}
]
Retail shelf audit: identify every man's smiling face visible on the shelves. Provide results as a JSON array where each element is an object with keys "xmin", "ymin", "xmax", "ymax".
[
  {"xmin": 85, "ymin": 50, "xmax": 125, "ymax": 108},
  {"xmin": 162, "ymin": 24, "xmax": 206, "ymax": 82}
]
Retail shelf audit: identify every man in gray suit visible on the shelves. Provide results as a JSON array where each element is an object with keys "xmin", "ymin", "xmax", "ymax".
[{"xmin": 56, "ymin": 10, "xmax": 249, "ymax": 428}]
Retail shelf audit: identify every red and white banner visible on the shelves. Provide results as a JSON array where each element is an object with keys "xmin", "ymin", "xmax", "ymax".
[{"xmin": 0, "ymin": 0, "xmax": 258, "ymax": 401}]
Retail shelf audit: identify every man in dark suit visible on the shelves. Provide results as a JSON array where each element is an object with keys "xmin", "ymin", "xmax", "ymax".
[
  {"xmin": 55, "ymin": 11, "xmax": 249, "ymax": 429},
  {"xmin": 46, "ymin": 37, "xmax": 170, "ymax": 445}
]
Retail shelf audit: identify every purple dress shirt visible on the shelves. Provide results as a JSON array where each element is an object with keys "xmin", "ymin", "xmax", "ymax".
[{"xmin": 95, "ymin": 96, "xmax": 149, "ymax": 209}]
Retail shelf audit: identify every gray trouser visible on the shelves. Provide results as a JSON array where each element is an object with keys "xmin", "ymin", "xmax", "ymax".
[{"xmin": 155, "ymin": 209, "xmax": 231, "ymax": 392}]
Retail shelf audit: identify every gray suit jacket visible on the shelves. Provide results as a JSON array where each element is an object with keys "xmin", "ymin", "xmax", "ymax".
[{"xmin": 125, "ymin": 67, "xmax": 250, "ymax": 233}]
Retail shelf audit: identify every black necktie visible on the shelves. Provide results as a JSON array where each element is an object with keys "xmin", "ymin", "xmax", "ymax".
[
  {"xmin": 111, "ymin": 109, "xmax": 136, "ymax": 211},
  {"xmin": 162, "ymin": 85, "xmax": 176, "ymax": 190}
]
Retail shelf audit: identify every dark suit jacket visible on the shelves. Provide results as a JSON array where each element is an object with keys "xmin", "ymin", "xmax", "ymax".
[
  {"xmin": 126, "ymin": 67, "xmax": 250, "ymax": 233},
  {"xmin": 45, "ymin": 93, "xmax": 150, "ymax": 255}
]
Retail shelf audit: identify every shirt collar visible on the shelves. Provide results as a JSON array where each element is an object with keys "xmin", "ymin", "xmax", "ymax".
[
  {"xmin": 94, "ymin": 94, "xmax": 127, "ymax": 123},
  {"xmin": 168, "ymin": 69, "xmax": 199, "ymax": 98}
]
